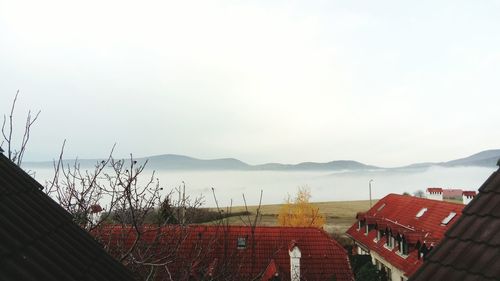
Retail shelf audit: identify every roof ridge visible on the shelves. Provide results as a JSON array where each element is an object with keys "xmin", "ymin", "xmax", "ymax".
[{"xmin": 383, "ymin": 193, "xmax": 465, "ymax": 207}]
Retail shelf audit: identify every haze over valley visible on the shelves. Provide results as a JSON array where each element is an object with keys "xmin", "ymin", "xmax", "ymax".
[{"xmin": 26, "ymin": 149, "xmax": 499, "ymax": 206}]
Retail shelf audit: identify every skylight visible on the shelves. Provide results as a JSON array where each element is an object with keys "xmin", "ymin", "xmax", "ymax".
[
  {"xmin": 416, "ymin": 208, "xmax": 428, "ymax": 218},
  {"xmin": 237, "ymin": 237, "xmax": 246, "ymax": 249},
  {"xmin": 441, "ymin": 212, "xmax": 457, "ymax": 225},
  {"xmin": 377, "ymin": 203, "xmax": 386, "ymax": 212}
]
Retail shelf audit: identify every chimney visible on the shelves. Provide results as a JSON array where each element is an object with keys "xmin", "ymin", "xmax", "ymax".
[
  {"xmin": 289, "ymin": 242, "xmax": 301, "ymax": 281},
  {"xmin": 462, "ymin": 191, "xmax": 476, "ymax": 205}
]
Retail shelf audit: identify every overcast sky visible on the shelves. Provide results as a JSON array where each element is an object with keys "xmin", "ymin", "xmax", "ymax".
[{"xmin": 1, "ymin": 0, "xmax": 499, "ymax": 167}]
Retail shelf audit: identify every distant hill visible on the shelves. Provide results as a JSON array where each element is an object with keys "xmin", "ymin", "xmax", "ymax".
[
  {"xmin": 143, "ymin": 154, "xmax": 250, "ymax": 170},
  {"xmin": 442, "ymin": 149, "xmax": 500, "ymax": 167},
  {"xmin": 397, "ymin": 149, "xmax": 500, "ymax": 170},
  {"xmin": 253, "ymin": 160, "xmax": 379, "ymax": 171},
  {"xmin": 23, "ymin": 149, "xmax": 500, "ymax": 171}
]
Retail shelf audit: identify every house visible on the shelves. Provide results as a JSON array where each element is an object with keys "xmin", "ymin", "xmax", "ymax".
[
  {"xmin": 409, "ymin": 162, "xmax": 500, "ymax": 281},
  {"xmin": 95, "ymin": 225, "xmax": 355, "ymax": 281},
  {"xmin": 425, "ymin": 188, "xmax": 443, "ymax": 201},
  {"xmin": 462, "ymin": 190, "xmax": 476, "ymax": 205},
  {"xmin": 442, "ymin": 189, "xmax": 463, "ymax": 199},
  {"xmin": 346, "ymin": 194, "xmax": 464, "ymax": 281},
  {"xmin": 0, "ymin": 149, "xmax": 134, "ymax": 281}
]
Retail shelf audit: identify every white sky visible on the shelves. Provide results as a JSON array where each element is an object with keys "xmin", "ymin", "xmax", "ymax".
[{"xmin": 0, "ymin": 0, "xmax": 499, "ymax": 167}]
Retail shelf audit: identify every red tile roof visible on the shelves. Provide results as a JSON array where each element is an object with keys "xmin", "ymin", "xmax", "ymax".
[
  {"xmin": 426, "ymin": 188, "xmax": 443, "ymax": 193},
  {"xmin": 346, "ymin": 194, "xmax": 464, "ymax": 277},
  {"xmin": 95, "ymin": 225, "xmax": 354, "ymax": 281},
  {"xmin": 462, "ymin": 191, "xmax": 476, "ymax": 197}
]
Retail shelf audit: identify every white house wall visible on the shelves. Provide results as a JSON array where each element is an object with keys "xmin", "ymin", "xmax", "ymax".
[{"xmin": 370, "ymin": 251, "xmax": 408, "ymax": 281}]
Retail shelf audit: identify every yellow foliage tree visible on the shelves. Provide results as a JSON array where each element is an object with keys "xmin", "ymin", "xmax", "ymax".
[{"xmin": 277, "ymin": 186, "xmax": 325, "ymax": 228}]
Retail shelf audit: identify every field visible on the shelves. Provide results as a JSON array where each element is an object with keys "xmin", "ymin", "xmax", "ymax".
[{"xmin": 212, "ymin": 199, "xmax": 377, "ymax": 242}]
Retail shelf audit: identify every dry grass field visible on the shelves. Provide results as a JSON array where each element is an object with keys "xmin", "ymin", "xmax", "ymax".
[{"xmin": 211, "ymin": 199, "xmax": 378, "ymax": 242}]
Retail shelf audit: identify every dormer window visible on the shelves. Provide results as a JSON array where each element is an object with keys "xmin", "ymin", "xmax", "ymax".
[
  {"xmin": 386, "ymin": 232, "xmax": 394, "ymax": 248},
  {"xmin": 441, "ymin": 212, "xmax": 457, "ymax": 225},
  {"xmin": 357, "ymin": 220, "xmax": 365, "ymax": 231},
  {"xmin": 416, "ymin": 208, "xmax": 428, "ymax": 218},
  {"xmin": 398, "ymin": 237, "xmax": 409, "ymax": 256},
  {"xmin": 237, "ymin": 237, "xmax": 246, "ymax": 249}
]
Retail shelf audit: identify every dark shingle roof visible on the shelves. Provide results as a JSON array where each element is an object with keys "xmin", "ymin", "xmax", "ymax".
[
  {"xmin": 0, "ymin": 153, "xmax": 135, "ymax": 281},
  {"xmin": 409, "ymin": 166, "xmax": 500, "ymax": 281}
]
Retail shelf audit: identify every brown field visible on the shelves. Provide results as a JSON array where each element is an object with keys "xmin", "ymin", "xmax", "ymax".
[{"xmin": 211, "ymin": 199, "xmax": 378, "ymax": 242}]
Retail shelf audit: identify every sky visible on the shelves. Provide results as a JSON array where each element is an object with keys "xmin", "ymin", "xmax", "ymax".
[{"xmin": 0, "ymin": 0, "xmax": 499, "ymax": 167}]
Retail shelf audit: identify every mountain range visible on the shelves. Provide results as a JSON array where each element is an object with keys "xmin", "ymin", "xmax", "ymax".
[{"xmin": 23, "ymin": 149, "xmax": 500, "ymax": 171}]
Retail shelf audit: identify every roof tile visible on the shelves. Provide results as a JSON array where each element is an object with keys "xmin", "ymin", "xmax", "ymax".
[{"xmin": 96, "ymin": 225, "xmax": 354, "ymax": 281}]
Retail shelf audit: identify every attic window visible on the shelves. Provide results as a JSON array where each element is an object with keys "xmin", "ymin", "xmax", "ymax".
[
  {"xmin": 237, "ymin": 237, "xmax": 246, "ymax": 249},
  {"xmin": 441, "ymin": 212, "xmax": 457, "ymax": 225},
  {"xmin": 416, "ymin": 208, "xmax": 428, "ymax": 218},
  {"xmin": 377, "ymin": 203, "xmax": 386, "ymax": 212}
]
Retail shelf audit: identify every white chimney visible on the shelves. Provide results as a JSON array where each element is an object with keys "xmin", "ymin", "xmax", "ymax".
[
  {"xmin": 462, "ymin": 191, "xmax": 476, "ymax": 205},
  {"xmin": 289, "ymin": 244, "xmax": 301, "ymax": 281}
]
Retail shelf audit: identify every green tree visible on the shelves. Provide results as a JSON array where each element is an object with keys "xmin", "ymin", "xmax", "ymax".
[{"xmin": 355, "ymin": 262, "xmax": 380, "ymax": 281}]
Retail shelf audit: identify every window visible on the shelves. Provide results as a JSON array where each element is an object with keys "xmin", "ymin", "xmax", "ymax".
[
  {"xmin": 416, "ymin": 208, "xmax": 428, "ymax": 218},
  {"xmin": 386, "ymin": 267, "xmax": 392, "ymax": 281},
  {"xmin": 441, "ymin": 212, "xmax": 457, "ymax": 225},
  {"xmin": 380, "ymin": 264, "xmax": 393, "ymax": 281},
  {"xmin": 375, "ymin": 259, "xmax": 381, "ymax": 270},
  {"xmin": 386, "ymin": 233, "xmax": 394, "ymax": 248},
  {"xmin": 237, "ymin": 237, "xmax": 246, "ymax": 249},
  {"xmin": 398, "ymin": 238, "xmax": 409, "ymax": 256}
]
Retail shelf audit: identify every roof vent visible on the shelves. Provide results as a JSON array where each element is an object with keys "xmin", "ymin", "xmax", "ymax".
[
  {"xmin": 416, "ymin": 208, "xmax": 428, "ymax": 218},
  {"xmin": 441, "ymin": 212, "xmax": 457, "ymax": 225},
  {"xmin": 237, "ymin": 237, "xmax": 246, "ymax": 249}
]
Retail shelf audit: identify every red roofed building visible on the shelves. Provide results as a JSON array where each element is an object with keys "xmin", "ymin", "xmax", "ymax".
[
  {"xmin": 95, "ymin": 225, "xmax": 354, "ymax": 281},
  {"xmin": 346, "ymin": 194, "xmax": 464, "ymax": 281},
  {"xmin": 462, "ymin": 190, "xmax": 477, "ymax": 204},
  {"xmin": 442, "ymin": 189, "xmax": 463, "ymax": 199},
  {"xmin": 425, "ymin": 188, "xmax": 443, "ymax": 201}
]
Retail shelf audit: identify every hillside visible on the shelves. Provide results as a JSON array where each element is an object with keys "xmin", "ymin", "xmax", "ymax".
[
  {"xmin": 23, "ymin": 149, "xmax": 500, "ymax": 171},
  {"xmin": 442, "ymin": 149, "xmax": 500, "ymax": 167}
]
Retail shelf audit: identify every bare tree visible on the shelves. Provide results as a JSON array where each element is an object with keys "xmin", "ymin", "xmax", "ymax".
[
  {"xmin": 3, "ymin": 92, "xmax": 269, "ymax": 281},
  {"xmin": 413, "ymin": 190, "xmax": 425, "ymax": 198},
  {"xmin": 1, "ymin": 90, "xmax": 41, "ymax": 166},
  {"xmin": 44, "ymin": 143, "xmax": 212, "ymax": 279}
]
